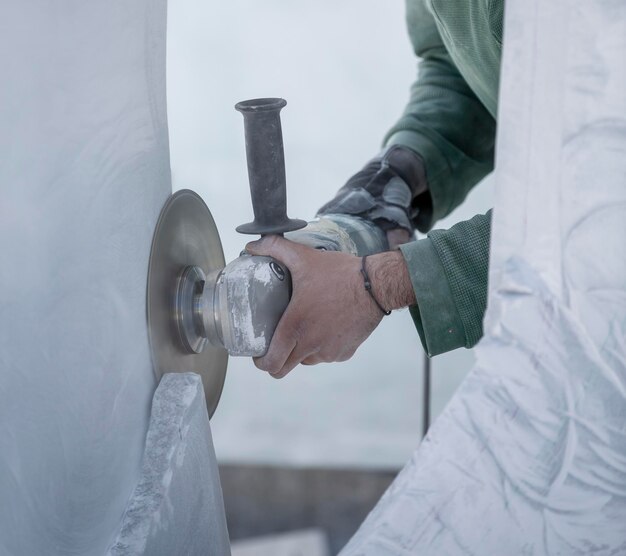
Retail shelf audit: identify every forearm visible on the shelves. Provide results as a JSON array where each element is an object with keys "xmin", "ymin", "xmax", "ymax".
[{"xmin": 366, "ymin": 250, "xmax": 416, "ymax": 311}]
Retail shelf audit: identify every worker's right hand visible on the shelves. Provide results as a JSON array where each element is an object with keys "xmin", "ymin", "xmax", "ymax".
[
  {"xmin": 245, "ymin": 235, "xmax": 416, "ymax": 378},
  {"xmin": 245, "ymin": 237, "xmax": 377, "ymax": 377},
  {"xmin": 317, "ymin": 145, "xmax": 429, "ymax": 249}
]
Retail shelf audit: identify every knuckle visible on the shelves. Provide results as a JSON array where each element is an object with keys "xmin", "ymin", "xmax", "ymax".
[
  {"xmin": 337, "ymin": 347, "xmax": 357, "ymax": 362},
  {"xmin": 253, "ymin": 356, "xmax": 271, "ymax": 372},
  {"xmin": 264, "ymin": 358, "xmax": 281, "ymax": 374},
  {"xmin": 301, "ymin": 355, "xmax": 321, "ymax": 366},
  {"xmin": 316, "ymin": 350, "xmax": 333, "ymax": 364},
  {"xmin": 254, "ymin": 352, "xmax": 281, "ymax": 373}
]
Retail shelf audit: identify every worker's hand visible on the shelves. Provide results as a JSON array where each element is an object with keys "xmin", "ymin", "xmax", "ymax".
[
  {"xmin": 246, "ymin": 236, "xmax": 381, "ymax": 377},
  {"xmin": 245, "ymin": 236, "xmax": 414, "ymax": 378},
  {"xmin": 317, "ymin": 145, "xmax": 429, "ymax": 249}
]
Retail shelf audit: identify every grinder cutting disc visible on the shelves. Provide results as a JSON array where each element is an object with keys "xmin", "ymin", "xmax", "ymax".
[{"xmin": 147, "ymin": 189, "xmax": 228, "ymax": 417}]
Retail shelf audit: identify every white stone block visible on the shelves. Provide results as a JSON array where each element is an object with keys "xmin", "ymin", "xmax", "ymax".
[
  {"xmin": 340, "ymin": 1, "xmax": 626, "ymax": 554},
  {"xmin": 108, "ymin": 373, "xmax": 230, "ymax": 556},
  {"xmin": 0, "ymin": 1, "xmax": 170, "ymax": 553}
]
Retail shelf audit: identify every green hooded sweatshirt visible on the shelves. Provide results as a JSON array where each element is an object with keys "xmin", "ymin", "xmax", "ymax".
[{"xmin": 392, "ymin": 0, "xmax": 503, "ymax": 355}]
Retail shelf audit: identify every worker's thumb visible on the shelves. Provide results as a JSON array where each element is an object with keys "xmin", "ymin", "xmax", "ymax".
[{"xmin": 245, "ymin": 235, "xmax": 305, "ymax": 269}]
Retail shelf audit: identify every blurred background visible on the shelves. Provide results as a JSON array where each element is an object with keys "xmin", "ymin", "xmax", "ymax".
[{"xmin": 167, "ymin": 0, "xmax": 492, "ymax": 552}]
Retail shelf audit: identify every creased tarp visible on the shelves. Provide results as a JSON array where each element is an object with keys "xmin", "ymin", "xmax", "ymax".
[{"xmin": 340, "ymin": 1, "xmax": 626, "ymax": 554}]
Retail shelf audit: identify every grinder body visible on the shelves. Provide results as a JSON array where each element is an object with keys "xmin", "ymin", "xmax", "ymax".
[{"xmin": 183, "ymin": 212, "xmax": 387, "ymax": 358}]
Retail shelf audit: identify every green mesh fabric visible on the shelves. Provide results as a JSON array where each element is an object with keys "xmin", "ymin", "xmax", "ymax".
[
  {"xmin": 488, "ymin": 0, "xmax": 504, "ymax": 46},
  {"xmin": 428, "ymin": 211, "xmax": 492, "ymax": 348},
  {"xmin": 385, "ymin": 0, "xmax": 503, "ymax": 229},
  {"xmin": 426, "ymin": 0, "xmax": 503, "ymax": 114}
]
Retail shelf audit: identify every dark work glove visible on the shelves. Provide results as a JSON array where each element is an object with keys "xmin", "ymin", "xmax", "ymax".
[{"xmin": 317, "ymin": 145, "xmax": 430, "ymax": 233}]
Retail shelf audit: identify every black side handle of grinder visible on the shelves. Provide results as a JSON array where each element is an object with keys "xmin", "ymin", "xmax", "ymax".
[{"xmin": 235, "ymin": 98, "xmax": 307, "ymax": 236}]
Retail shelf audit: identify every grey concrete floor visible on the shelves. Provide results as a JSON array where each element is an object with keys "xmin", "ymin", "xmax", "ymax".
[
  {"xmin": 220, "ymin": 464, "xmax": 396, "ymax": 555},
  {"xmin": 231, "ymin": 529, "xmax": 329, "ymax": 556}
]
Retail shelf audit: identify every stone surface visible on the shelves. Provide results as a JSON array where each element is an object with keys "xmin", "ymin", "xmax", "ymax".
[
  {"xmin": 340, "ymin": 1, "xmax": 626, "ymax": 554},
  {"xmin": 108, "ymin": 373, "xmax": 230, "ymax": 556},
  {"xmin": 0, "ymin": 2, "xmax": 170, "ymax": 554}
]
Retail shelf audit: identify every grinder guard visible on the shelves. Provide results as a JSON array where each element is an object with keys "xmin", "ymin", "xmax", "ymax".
[
  {"xmin": 147, "ymin": 189, "xmax": 228, "ymax": 417},
  {"xmin": 147, "ymin": 190, "xmax": 293, "ymax": 415}
]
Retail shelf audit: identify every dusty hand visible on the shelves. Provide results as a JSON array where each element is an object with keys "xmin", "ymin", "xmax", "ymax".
[
  {"xmin": 246, "ymin": 236, "xmax": 416, "ymax": 378},
  {"xmin": 246, "ymin": 236, "xmax": 382, "ymax": 378}
]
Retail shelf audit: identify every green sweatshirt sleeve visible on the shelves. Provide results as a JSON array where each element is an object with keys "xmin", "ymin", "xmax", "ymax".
[
  {"xmin": 385, "ymin": 0, "xmax": 496, "ymax": 231},
  {"xmin": 399, "ymin": 211, "xmax": 491, "ymax": 356}
]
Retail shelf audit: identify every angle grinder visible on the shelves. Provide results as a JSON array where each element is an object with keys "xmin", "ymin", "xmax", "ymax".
[{"xmin": 147, "ymin": 98, "xmax": 387, "ymax": 416}]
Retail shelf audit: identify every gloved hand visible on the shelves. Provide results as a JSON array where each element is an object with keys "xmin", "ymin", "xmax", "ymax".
[{"xmin": 317, "ymin": 145, "xmax": 429, "ymax": 247}]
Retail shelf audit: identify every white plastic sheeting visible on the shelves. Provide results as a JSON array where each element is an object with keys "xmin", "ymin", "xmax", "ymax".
[
  {"xmin": 340, "ymin": 1, "xmax": 626, "ymax": 554},
  {"xmin": 0, "ymin": 2, "xmax": 170, "ymax": 554}
]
